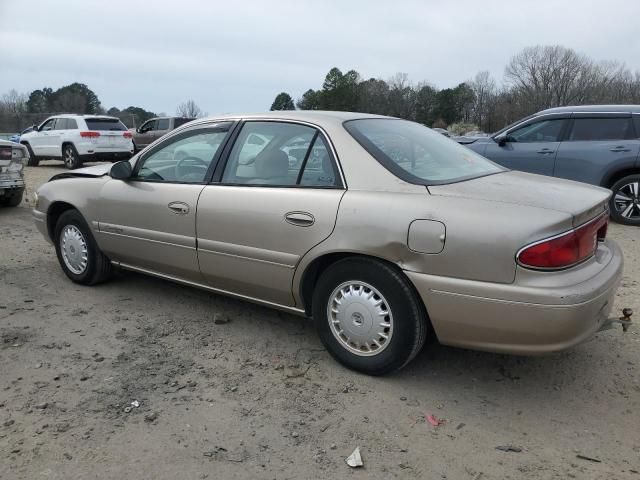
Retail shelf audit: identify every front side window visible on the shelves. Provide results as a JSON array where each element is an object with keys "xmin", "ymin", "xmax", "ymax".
[
  {"xmin": 139, "ymin": 120, "xmax": 156, "ymax": 133},
  {"xmin": 345, "ymin": 119, "xmax": 502, "ymax": 185},
  {"xmin": 134, "ymin": 125, "xmax": 230, "ymax": 183},
  {"xmin": 507, "ymin": 119, "xmax": 566, "ymax": 143},
  {"xmin": 222, "ymin": 121, "xmax": 339, "ymax": 187},
  {"xmin": 568, "ymin": 118, "xmax": 633, "ymax": 141},
  {"xmin": 40, "ymin": 119, "xmax": 55, "ymax": 131},
  {"xmin": 52, "ymin": 119, "xmax": 64, "ymax": 130}
]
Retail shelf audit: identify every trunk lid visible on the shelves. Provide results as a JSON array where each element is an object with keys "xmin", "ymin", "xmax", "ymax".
[{"xmin": 429, "ymin": 171, "xmax": 610, "ymax": 227}]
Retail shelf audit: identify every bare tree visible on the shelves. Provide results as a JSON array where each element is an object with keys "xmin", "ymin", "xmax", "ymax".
[
  {"xmin": 176, "ymin": 100, "xmax": 205, "ymax": 118},
  {"xmin": 0, "ymin": 90, "xmax": 28, "ymax": 131},
  {"xmin": 469, "ymin": 71, "xmax": 497, "ymax": 131}
]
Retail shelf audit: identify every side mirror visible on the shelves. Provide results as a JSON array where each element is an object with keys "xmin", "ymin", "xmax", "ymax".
[
  {"xmin": 494, "ymin": 133, "xmax": 508, "ymax": 146},
  {"xmin": 110, "ymin": 161, "xmax": 132, "ymax": 180}
]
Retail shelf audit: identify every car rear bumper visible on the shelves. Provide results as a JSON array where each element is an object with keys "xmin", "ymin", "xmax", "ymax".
[
  {"xmin": 80, "ymin": 151, "xmax": 132, "ymax": 162},
  {"xmin": 406, "ymin": 239, "xmax": 624, "ymax": 355},
  {"xmin": 0, "ymin": 174, "xmax": 25, "ymax": 194}
]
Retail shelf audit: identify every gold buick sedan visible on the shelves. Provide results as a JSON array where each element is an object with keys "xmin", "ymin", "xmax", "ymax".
[{"xmin": 33, "ymin": 112, "xmax": 625, "ymax": 374}]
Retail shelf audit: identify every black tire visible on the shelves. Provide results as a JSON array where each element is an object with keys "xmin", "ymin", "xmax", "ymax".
[
  {"xmin": 22, "ymin": 143, "xmax": 39, "ymax": 167},
  {"xmin": 62, "ymin": 144, "xmax": 82, "ymax": 170},
  {"xmin": 312, "ymin": 257, "xmax": 428, "ymax": 375},
  {"xmin": 1, "ymin": 190, "xmax": 23, "ymax": 207},
  {"xmin": 54, "ymin": 209, "xmax": 112, "ymax": 285},
  {"xmin": 609, "ymin": 174, "xmax": 640, "ymax": 226}
]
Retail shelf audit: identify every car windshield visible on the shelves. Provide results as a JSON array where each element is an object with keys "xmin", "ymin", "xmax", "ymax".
[{"xmin": 344, "ymin": 119, "xmax": 504, "ymax": 185}]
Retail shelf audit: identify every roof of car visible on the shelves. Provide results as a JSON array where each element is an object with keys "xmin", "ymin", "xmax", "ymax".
[
  {"xmin": 538, "ymin": 105, "xmax": 640, "ymax": 114},
  {"xmin": 196, "ymin": 111, "xmax": 394, "ymax": 126},
  {"xmin": 52, "ymin": 114, "xmax": 120, "ymax": 119}
]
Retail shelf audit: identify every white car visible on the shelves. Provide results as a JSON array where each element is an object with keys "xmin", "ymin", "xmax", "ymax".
[{"xmin": 20, "ymin": 115, "xmax": 134, "ymax": 169}]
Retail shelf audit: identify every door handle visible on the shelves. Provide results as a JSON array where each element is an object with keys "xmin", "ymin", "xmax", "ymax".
[
  {"xmin": 285, "ymin": 211, "xmax": 315, "ymax": 227},
  {"xmin": 609, "ymin": 146, "xmax": 630, "ymax": 152},
  {"xmin": 168, "ymin": 201, "xmax": 190, "ymax": 215},
  {"xmin": 536, "ymin": 148, "xmax": 554, "ymax": 154}
]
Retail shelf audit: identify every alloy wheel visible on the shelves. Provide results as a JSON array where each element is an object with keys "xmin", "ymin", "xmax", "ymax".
[{"xmin": 613, "ymin": 181, "xmax": 640, "ymax": 220}]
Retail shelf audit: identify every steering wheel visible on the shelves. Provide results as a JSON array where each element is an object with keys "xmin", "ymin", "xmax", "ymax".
[{"xmin": 174, "ymin": 156, "xmax": 209, "ymax": 180}]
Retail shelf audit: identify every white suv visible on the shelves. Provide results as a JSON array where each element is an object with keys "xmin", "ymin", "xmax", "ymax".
[{"xmin": 20, "ymin": 114, "xmax": 134, "ymax": 169}]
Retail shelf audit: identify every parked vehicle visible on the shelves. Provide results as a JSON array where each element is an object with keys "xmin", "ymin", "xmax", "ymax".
[
  {"xmin": 33, "ymin": 112, "xmax": 625, "ymax": 374},
  {"xmin": 20, "ymin": 115, "xmax": 133, "ymax": 169},
  {"xmin": 9, "ymin": 126, "xmax": 34, "ymax": 144},
  {"xmin": 131, "ymin": 117, "xmax": 195, "ymax": 152},
  {"xmin": 458, "ymin": 105, "xmax": 640, "ymax": 225},
  {"xmin": 0, "ymin": 140, "xmax": 28, "ymax": 206}
]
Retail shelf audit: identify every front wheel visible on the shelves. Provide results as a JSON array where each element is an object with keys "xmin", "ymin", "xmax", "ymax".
[
  {"xmin": 54, "ymin": 210, "xmax": 112, "ymax": 285},
  {"xmin": 63, "ymin": 144, "xmax": 82, "ymax": 170},
  {"xmin": 312, "ymin": 257, "xmax": 428, "ymax": 375},
  {"xmin": 610, "ymin": 174, "xmax": 640, "ymax": 226}
]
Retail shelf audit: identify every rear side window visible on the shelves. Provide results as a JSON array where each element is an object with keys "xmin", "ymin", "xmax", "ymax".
[
  {"xmin": 174, "ymin": 118, "xmax": 194, "ymax": 128},
  {"xmin": 157, "ymin": 118, "xmax": 170, "ymax": 130},
  {"xmin": 568, "ymin": 118, "xmax": 633, "ymax": 141},
  {"xmin": 632, "ymin": 116, "xmax": 640, "ymax": 138},
  {"xmin": 85, "ymin": 118, "xmax": 127, "ymax": 131},
  {"xmin": 345, "ymin": 119, "xmax": 502, "ymax": 185},
  {"xmin": 221, "ymin": 121, "xmax": 340, "ymax": 187},
  {"xmin": 66, "ymin": 119, "xmax": 78, "ymax": 129}
]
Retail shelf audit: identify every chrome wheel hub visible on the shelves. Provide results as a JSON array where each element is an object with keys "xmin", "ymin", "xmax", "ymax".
[
  {"xmin": 327, "ymin": 281, "xmax": 393, "ymax": 357},
  {"xmin": 64, "ymin": 148, "xmax": 74, "ymax": 166},
  {"xmin": 60, "ymin": 225, "xmax": 88, "ymax": 274},
  {"xmin": 614, "ymin": 181, "xmax": 640, "ymax": 219}
]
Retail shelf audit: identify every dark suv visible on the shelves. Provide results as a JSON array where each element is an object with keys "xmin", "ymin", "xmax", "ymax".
[{"xmin": 460, "ymin": 105, "xmax": 640, "ymax": 225}]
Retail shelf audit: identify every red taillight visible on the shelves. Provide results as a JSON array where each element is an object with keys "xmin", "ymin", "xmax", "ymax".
[
  {"xmin": 123, "ymin": 131, "xmax": 133, "ymax": 139},
  {"xmin": 80, "ymin": 131, "xmax": 100, "ymax": 138},
  {"xmin": 517, "ymin": 214, "xmax": 609, "ymax": 270}
]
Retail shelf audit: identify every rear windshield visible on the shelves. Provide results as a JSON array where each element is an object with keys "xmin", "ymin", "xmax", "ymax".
[
  {"xmin": 84, "ymin": 118, "xmax": 127, "ymax": 131},
  {"xmin": 344, "ymin": 119, "xmax": 504, "ymax": 185}
]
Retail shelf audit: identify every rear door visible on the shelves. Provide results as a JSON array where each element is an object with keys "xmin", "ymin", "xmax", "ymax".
[
  {"xmin": 196, "ymin": 120, "xmax": 345, "ymax": 306},
  {"xmin": 93, "ymin": 122, "xmax": 233, "ymax": 281},
  {"xmin": 484, "ymin": 114, "xmax": 569, "ymax": 176},
  {"xmin": 554, "ymin": 113, "xmax": 640, "ymax": 185}
]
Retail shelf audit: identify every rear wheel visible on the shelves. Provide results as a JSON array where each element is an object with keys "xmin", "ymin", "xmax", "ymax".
[
  {"xmin": 63, "ymin": 144, "xmax": 82, "ymax": 170},
  {"xmin": 54, "ymin": 210, "xmax": 112, "ymax": 285},
  {"xmin": 312, "ymin": 257, "xmax": 428, "ymax": 375},
  {"xmin": 22, "ymin": 143, "xmax": 39, "ymax": 166},
  {"xmin": 1, "ymin": 190, "xmax": 23, "ymax": 207},
  {"xmin": 610, "ymin": 174, "xmax": 640, "ymax": 226}
]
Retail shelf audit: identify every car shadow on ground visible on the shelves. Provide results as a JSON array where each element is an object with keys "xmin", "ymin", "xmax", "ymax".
[{"xmin": 106, "ymin": 267, "xmax": 612, "ymax": 409}]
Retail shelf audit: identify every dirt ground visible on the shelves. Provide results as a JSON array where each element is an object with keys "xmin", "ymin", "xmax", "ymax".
[{"xmin": 1, "ymin": 161, "xmax": 639, "ymax": 479}]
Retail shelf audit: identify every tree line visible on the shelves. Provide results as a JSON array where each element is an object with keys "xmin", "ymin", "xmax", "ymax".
[
  {"xmin": 270, "ymin": 45, "xmax": 640, "ymax": 134},
  {"xmin": 0, "ymin": 82, "xmax": 205, "ymax": 132}
]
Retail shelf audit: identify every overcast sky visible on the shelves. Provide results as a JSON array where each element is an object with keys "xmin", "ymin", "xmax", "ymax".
[{"xmin": 1, "ymin": 0, "xmax": 639, "ymax": 115}]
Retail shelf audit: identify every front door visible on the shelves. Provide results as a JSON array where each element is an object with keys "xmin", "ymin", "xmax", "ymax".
[
  {"xmin": 93, "ymin": 122, "xmax": 233, "ymax": 280},
  {"xmin": 485, "ymin": 116, "xmax": 569, "ymax": 176},
  {"xmin": 31, "ymin": 118, "xmax": 56, "ymax": 157},
  {"xmin": 135, "ymin": 119, "xmax": 157, "ymax": 149},
  {"xmin": 197, "ymin": 121, "xmax": 345, "ymax": 306}
]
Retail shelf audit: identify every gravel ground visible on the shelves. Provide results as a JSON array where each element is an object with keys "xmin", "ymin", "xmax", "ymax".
[{"xmin": 1, "ymin": 161, "xmax": 639, "ymax": 479}]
